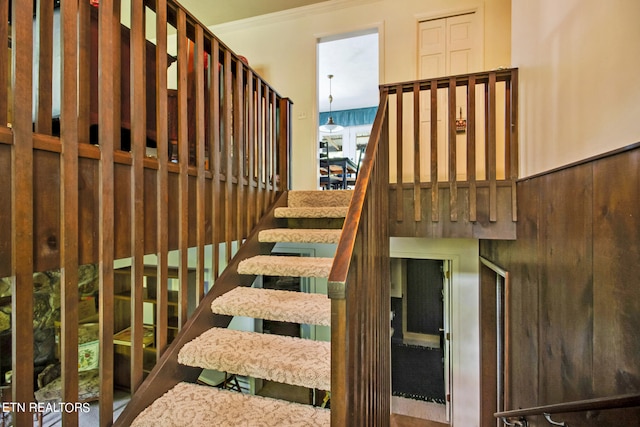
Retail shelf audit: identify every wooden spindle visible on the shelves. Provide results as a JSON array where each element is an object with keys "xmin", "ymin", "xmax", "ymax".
[{"xmin": 395, "ymin": 85, "xmax": 404, "ymax": 222}]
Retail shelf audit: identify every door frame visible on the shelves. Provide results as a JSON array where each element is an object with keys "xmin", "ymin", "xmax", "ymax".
[
  {"xmin": 401, "ymin": 259, "xmax": 445, "ymax": 349},
  {"xmin": 480, "ymin": 256, "xmax": 510, "ymax": 427},
  {"xmin": 391, "ymin": 252, "xmax": 455, "ymax": 422}
]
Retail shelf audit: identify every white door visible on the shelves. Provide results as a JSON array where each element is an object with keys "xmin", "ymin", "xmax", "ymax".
[{"xmin": 419, "ymin": 13, "xmax": 482, "ymax": 181}]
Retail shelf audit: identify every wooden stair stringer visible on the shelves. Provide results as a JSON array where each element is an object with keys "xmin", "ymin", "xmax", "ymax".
[
  {"xmin": 119, "ymin": 190, "xmax": 352, "ymax": 426},
  {"xmin": 113, "ymin": 192, "xmax": 289, "ymax": 427}
]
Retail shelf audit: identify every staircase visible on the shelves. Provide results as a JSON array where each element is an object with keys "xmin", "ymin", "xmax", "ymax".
[{"xmin": 129, "ymin": 190, "xmax": 352, "ymax": 426}]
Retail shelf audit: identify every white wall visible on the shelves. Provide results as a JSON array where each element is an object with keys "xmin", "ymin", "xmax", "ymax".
[
  {"xmin": 391, "ymin": 238, "xmax": 480, "ymax": 427},
  {"xmin": 210, "ymin": 0, "xmax": 511, "ymax": 190},
  {"xmin": 512, "ymin": 0, "xmax": 640, "ymax": 177}
]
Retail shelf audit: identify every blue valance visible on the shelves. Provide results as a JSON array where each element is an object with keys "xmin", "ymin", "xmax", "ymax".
[{"xmin": 319, "ymin": 106, "xmax": 378, "ymax": 128}]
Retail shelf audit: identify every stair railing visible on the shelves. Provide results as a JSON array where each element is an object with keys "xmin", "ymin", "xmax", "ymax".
[
  {"xmin": 1, "ymin": 0, "xmax": 291, "ymax": 425},
  {"xmin": 328, "ymin": 90, "xmax": 391, "ymax": 425},
  {"xmin": 495, "ymin": 392, "xmax": 640, "ymax": 426}
]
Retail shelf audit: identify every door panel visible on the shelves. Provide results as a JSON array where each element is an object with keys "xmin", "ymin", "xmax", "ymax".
[
  {"xmin": 418, "ymin": 13, "xmax": 481, "ymax": 182},
  {"xmin": 419, "ymin": 19, "xmax": 446, "ymax": 78},
  {"xmin": 403, "ymin": 259, "xmax": 444, "ymax": 348}
]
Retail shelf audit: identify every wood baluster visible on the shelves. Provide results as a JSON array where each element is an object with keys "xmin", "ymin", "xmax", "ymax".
[
  {"xmin": 256, "ymin": 81, "xmax": 264, "ymax": 218},
  {"xmin": 97, "ymin": 0, "xmax": 116, "ymax": 424},
  {"xmin": 129, "ymin": 0, "xmax": 146, "ymax": 393},
  {"xmin": 264, "ymin": 85, "xmax": 272, "ymax": 206},
  {"xmin": 467, "ymin": 75, "xmax": 477, "ymax": 222},
  {"xmin": 59, "ymin": 0, "xmax": 80, "ymax": 423},
  {"xmin": 194, "ymin": 25, "xmax": 206, "ymax": 305},
  {"xmin": 0, "ymin": 0, "xmax": 8, "ymax": 125},
  {"xmin": 395, "ymin": 85, "xmax": 404, "ymax": 222},
  {"xmin": 78, "ymin": 0, "xmax": 91, "ymax": 143},
  {"xmin": 210, "ymin": 38, "xmax": 221, "ymax": 279},
  {"xmin": 430, "ymin": 79, "xmax": 439, "ymax": 222},
  {"xmin": 35, "ymin": 0, "xmax": 54, "ymax": 135},
  {"xmin": 11, "ymin": 0, "xmax": 35, "ymax": 425},
  {"xmin": 246, "ymin": 71, "xmax": 256, "ymax": 233},
  {"xmin": 155, "ymin": 0, "xmax": 170, "ymax": 357},
  {"xmin": 223, "ymin": 49, "xmax": 233, "ymax": 262},
  {"xmin": 413, "ymin": 82, "xmax": 421, "ymax": 221},
  {"xmin": 488, "ymin": 72, "xmax": 497, "ymax": 222},
  {"xmin": 448, "ymin": 77, "xmax": 458, "ymax": 221},
  {"xmin": 278, "ymin": 97, "xmax": 291, "ymax": 193},
  {"xmin": 176, "ymin": 9, "xmax": 189, "ymax": 327},
  {"xmin": 270, "ymin": 90, "xmax": 277, "ymax": 203},
  {"xmin": 234, "ymin": 58, "xmax": 245, "ymax": 243},
  {"xmin": 510, "ymin": 69, "xmax": 519, "ymax": 221}
]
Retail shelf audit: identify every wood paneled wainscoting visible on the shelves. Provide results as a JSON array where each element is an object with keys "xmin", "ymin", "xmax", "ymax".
[{"xmin": 480, "ymin": 142, "xmax": 640, "ymax": 426}]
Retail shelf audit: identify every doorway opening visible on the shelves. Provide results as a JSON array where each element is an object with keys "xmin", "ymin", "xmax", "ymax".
[
  {"xmin": 316, "ymin": 29, "xmax": 379, "ymax": 189},
  {"xmin": 390, "ymin": 257, "xmax": 452, "ymax": 416}
]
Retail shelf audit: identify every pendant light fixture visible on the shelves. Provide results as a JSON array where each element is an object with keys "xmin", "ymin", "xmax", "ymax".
[{"xmin": 319, "ymin": 74, "xmax": 344, "ymax": 133}]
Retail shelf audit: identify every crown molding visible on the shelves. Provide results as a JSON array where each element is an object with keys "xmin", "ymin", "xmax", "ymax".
[{"xmin": 209, "ymin": 0, "xmax": 383, "ymax": 33}]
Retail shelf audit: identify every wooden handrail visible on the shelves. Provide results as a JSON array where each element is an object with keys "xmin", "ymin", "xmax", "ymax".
[
  {"xmin": 381, "ymin": 68, "xmax": 517, "ymax": 94},
  {"xmin": 327, "ymin": 94, "xmax": 388, "ymax": 293},
  {"xmin": 329, "ymin": 89, "xmax": 391, "ymax": 425},
  {"xmin": 495, "ymin": 393, "xmax": 640, "ymax": 422}
]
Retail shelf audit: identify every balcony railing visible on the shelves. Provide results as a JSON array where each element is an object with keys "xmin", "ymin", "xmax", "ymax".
[{"xmin": 382, "ymin": 68, "xmax": 519, "ymax": 239}]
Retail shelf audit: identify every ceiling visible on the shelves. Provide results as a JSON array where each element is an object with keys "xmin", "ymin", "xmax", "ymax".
[
  {"xmin": 317, "ymin": 31, "xmax": 379, "ymax": 112},
  {"xmin": 180, "ymin": 0, "xmax": 379, "ymax": 113},
  {"xmin": 179, "ymin": 0, "xmax": 329, "ymax": 26}
]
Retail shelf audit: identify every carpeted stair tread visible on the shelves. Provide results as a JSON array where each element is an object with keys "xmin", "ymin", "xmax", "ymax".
[
  {"xmin": 131, "ymin": 382, "xmax": 330, "ymax": 427},
  {"xmin": 287, "ymin": 189, "xmax": 352, "ymax": 208},
  {"xmin": 259, "ymin": 228, "xmax": 342, "ymax": 244},
  {"xmin": 238, "ymin": 255, "xmax": 333, "ymax": 278},
  {"xmin": 274, "ymin": 206, "xmax": 349, "ymax": 219},
  {"xmin": 211, "ymin": 287, "xmax": 331, "ymax": 326},
  {"xmin": 178, "ymin": 327, "xmax": 331, "ymax": 391}
]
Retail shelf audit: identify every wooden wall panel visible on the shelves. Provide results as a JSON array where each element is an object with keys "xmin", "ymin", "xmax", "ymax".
[
  {"xmin": 480, "ymin": 264, "xmax": 499, "ymax": 427},
  {"xmin": 144, "ymin": 167, "xmax": 158, "ymax": 255},
  {"xmin": 33, "ymin": 150, "xmax": 61, "ymax": 272},
  {"xmin": 114, "ymin": 163, "xmax": 132, "ymax": 260},
  {"xmin": 7, "ymin": 157, "xmax": 227, "ymax": 276},
  {"xmin": 389, "ymin": 184, "xmax": 516, "ymax": 239},
  {"xmin": 504, "ymin": 177, "xmax": 539, "ymax": 412},
  {"xmin": 481, "ymin": 145, "xmax": 640, "ymax": 426},
  {"xmin": 592, "ymin": 150, "xmax": 640, "ymax": 395},
  {"xmin": 473, "ymin": 184, "xmax": 518, "ymax": 238},
  {"xmin": 78, "ymin": 158, "xmax": 99, "ymax": 266},
  {"xmin": 537, "ymin": 167, "xmax": 594, "ymax": 404}
]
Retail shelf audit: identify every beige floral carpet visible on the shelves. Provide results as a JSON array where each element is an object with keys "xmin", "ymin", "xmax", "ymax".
[{"xmin": 132, "ymin": 382, "xmax": 330, "ymax": 426}]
